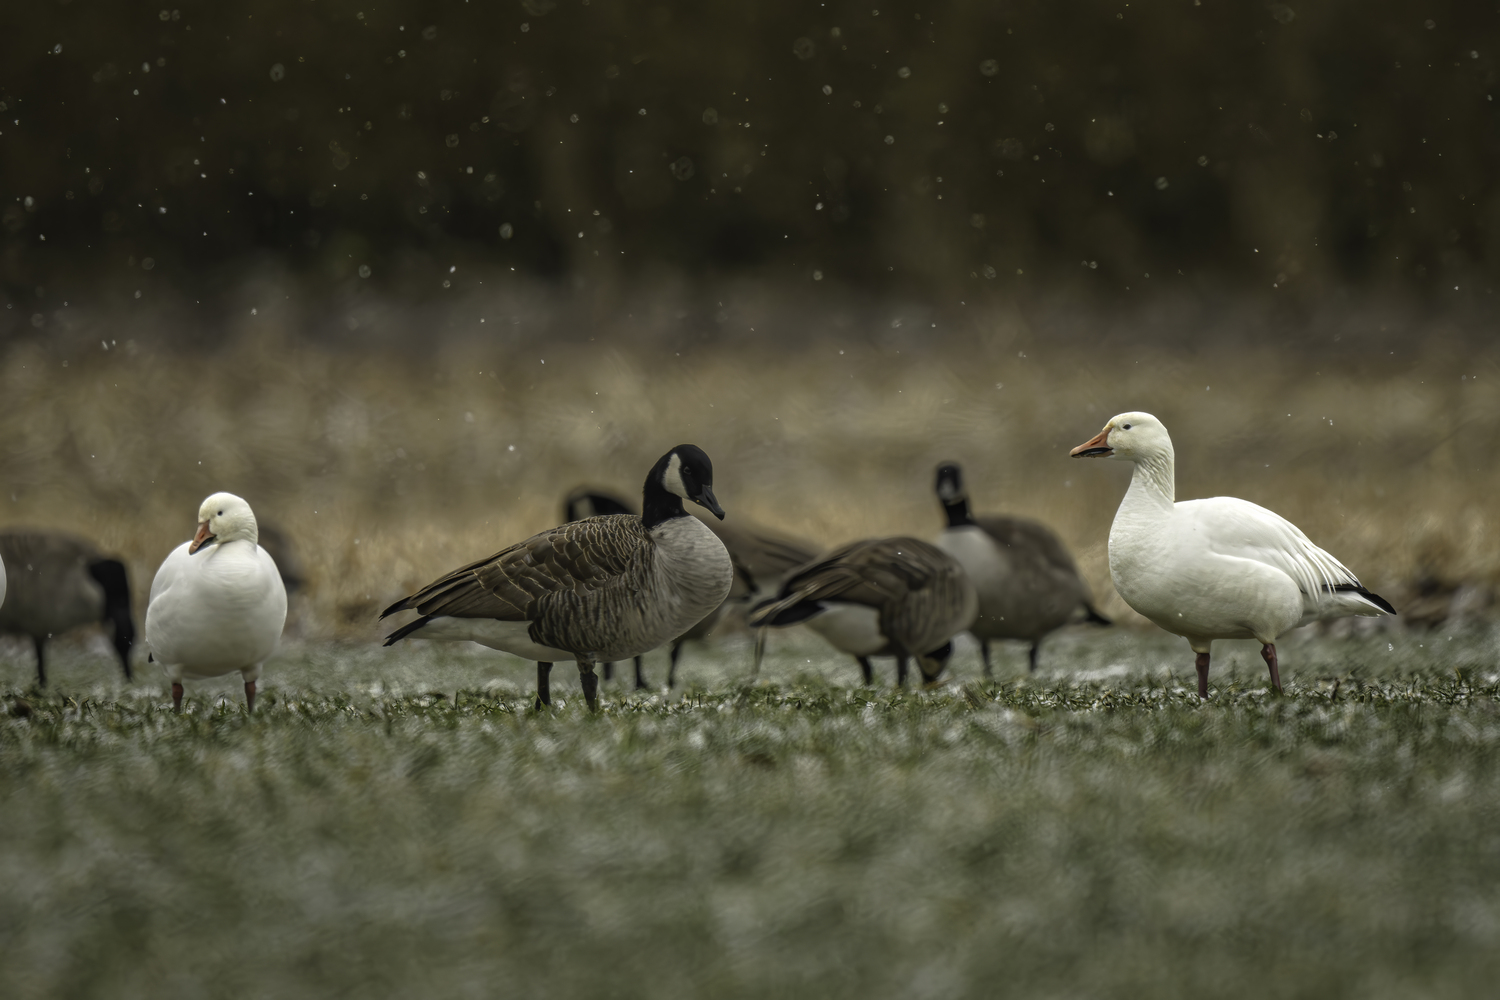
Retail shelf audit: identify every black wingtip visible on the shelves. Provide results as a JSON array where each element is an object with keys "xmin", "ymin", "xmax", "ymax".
[
  {"xmin": 383, "ymin": 614, "xmax": 435, "ymax": 646},
  {"xmin": 1333, "ymin": 584, "xmax": 1397, "ymax": 616},
  {"xmin": 749, "ymin": 598, "xmax": 825, "ymax": 628},
  {"xmin": 379, "ymin": 597, "xmax": 413, "ymax": 621}
]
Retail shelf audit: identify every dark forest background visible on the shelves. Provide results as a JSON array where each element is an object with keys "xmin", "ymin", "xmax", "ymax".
[{"xmin": 1, "ymin": 0, "xmax": 1497, "ymax": 334}]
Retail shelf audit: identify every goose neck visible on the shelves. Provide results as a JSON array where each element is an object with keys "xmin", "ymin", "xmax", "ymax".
[
  {"xmin": 641, "ymin": 474, "xmax": 686, "ymax": 530},
  {"xmin": 1124, "ymin": 450, "xmax": 1176, "ymax": 513},
  {"xmin": 942, "ymin": 497, "xmax": 974, "ymax": 528}
]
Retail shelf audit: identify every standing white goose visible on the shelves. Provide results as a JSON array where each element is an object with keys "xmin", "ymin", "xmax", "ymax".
[
  {"xmin": 1070, "ymin": 412, "xmax": 1395, "ymax": 698},
  {"xmin": 382, "ymin": 446, "xmax": 734, "ymax": 711},
  {"xmin": 145, "ymin": 493, "xmax": 288, "ymax": 712}
]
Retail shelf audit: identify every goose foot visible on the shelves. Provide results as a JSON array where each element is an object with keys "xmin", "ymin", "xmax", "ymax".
[
  {"xmin": 578, "ymin": 662, "xmax": 600, "ymax": 711},
  {"xmin": 1261, "ymin": 643, "xmax": 1283, "ymax": 693},
  {"xmin": 535, "ymin": 662, "xmax": 553, "ymax": 710},
  {"xmin": 244, "ymin": 681, "xmax": 256, "ymax": 713},
  {"xmin": 1195, "ymin": 652, "xmax": 1211, "ymax": 700},
  {"xmin": 979, "ymin": 640, "xmax": 993, "ymax": 680},
  {"xmin": 172, "ymin": 682, "xmax": 184, "ymax": 713},
  {"xmin": 857, "ymin": 656, "xmax": 874, "ymax": 686}
]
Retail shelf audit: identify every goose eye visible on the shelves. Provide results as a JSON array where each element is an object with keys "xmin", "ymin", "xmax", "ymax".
[
  {"xmin": 1122, "ymin": 423, "xmax": 1132, "ymax": 430},
  {"xmin": 217, "ymin": 510, "xmax": 224, "ymax": 516}
]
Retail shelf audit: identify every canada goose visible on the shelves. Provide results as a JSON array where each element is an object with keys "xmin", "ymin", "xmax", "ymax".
[
  {"xmin": 750, "ymin": 536, "xmax": 977, "ymax": 686},
  {"xmin": 0, "ymin": 530, "xmax": 135, "ymax": 687},
  {"xmin": 933, "ymin": 462, "xmax": 1109, "ymax": 677},
  {"xmin": 145, "ymin": 493, "xmax": 288, "ymax": 712},
  {"xmin": 1071, "ymin": 412, "xmax": 1395, "ymax": 697},
  {"xmin": 561, "ymin": 488, "xmax": 653, "ymax": 689},
  {"xmin": 565, "ymin": 487, "xmax": 820, "ymax": 687},
  {"xmin": 384, "ymin": 446, "xmax": 734, "ymax": 711}
]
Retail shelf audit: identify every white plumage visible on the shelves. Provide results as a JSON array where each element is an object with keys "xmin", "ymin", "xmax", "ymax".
[
  {"xmin": 145, "ymin": 492, "xmax": 287, "ymax": 711},
  {"xmin": 1072, "ymin": 411, "xmax": 1394, "ymax": 697}
]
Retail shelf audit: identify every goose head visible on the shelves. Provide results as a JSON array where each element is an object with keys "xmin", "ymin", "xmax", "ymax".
[
  {"xmin": 934, "ymin": 462, "xmax": 966, "ymax": 503},
  {"xmin": 1070, "ymin": 411, "xmax": 1173, "ymax": 463},
  {"xmin": 652, "ymin": 444, "xmax": 725, "ymax": 519},
  {"xmin": 190, "ymin": 492, "xmax": 260, "ymax": 554}
]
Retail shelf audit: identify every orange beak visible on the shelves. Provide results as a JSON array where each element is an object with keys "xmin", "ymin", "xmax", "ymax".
[
  {"xmin": 1070, "ymin": 427, "xmax": 1113, "ymax": 458},
  {"xmin": 188, "ymin": 520, "xmax": 216, "ymax": 555}
]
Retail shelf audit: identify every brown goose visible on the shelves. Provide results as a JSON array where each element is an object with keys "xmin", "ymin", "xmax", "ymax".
[
  {"xmin": 0, "ymin": 530, "xmax": 134, "ymax": 687},
  {"xmin": 383, "ymin": 446, "xmax": 733, "ymax": 710},
  {"xmin": 934, "ymin": 462, "xmax": 1109, "ymax": 677},
  {"xmin": 563, "ymin": 489, "xmax": 819, "ymax": 687},
  {"xmin": 749, "ymin": 537, "xmax": 977, "ymax": 686}
]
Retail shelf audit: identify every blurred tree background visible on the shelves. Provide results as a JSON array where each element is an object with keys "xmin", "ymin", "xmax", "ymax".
[{"xmin": 1, "ymin": 0, "xmax": 1497, "ymax": 330}]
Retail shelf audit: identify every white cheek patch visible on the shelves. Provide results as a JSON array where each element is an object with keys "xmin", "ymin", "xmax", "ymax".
[{"xmin": 662, "ymin": 452, "xmax": 689, "ymax": 499}]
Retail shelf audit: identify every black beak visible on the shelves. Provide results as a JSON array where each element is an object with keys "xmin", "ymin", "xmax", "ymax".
[{"xmin": 692, "ymin": 484, "xmax": 726, "ymax": 520}]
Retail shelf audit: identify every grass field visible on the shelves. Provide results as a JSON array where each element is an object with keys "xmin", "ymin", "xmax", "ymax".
[{"xmin": 5, "ymin": 625, "xmax": 1500, "ymax": 998}]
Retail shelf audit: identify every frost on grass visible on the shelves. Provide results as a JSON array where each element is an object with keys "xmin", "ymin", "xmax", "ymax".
[{"xmin": 3, "ymin": 632, "xmax": 1500, "ymax": 997}]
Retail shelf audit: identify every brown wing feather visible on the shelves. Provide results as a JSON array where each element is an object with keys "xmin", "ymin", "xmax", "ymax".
[{"xmin": 387, "ymin": 515, "xmax": 650, "ymax": 622}]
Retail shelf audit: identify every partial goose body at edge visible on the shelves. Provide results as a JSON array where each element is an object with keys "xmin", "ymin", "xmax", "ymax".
[
  {"xmin": 146, "ymin": 539, "xmax": 288, "ymax": 679},
  {"xmin": 0, "ymin": 531, "xmax": 111, "ymax": 638}
]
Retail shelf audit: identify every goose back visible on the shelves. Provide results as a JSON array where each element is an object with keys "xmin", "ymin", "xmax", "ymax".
[{"xmin": 754, "ymin": 536, "xmax": 976, "ymax": 657}]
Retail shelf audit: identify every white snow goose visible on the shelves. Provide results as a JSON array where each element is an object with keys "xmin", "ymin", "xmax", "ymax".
[
  {"xmin": 145, "ymin": 493, "xmax": 288, "ymax": 712},
  {"xmin": 1070, "ymin": 411, "xmax": 1395, "ymax": 698},
  {"xmin": 382, "ymin": 445, "xmax": 734, "ymax": 711}
]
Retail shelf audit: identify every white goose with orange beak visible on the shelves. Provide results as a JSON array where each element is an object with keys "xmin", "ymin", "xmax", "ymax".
[
  {"xmin": 1070, "ymin": 412, "xmax": 1394, "ymax": 699},
  {"xmin": 144, "ymin": 492, "xmax": 287, "ymax": 712}
]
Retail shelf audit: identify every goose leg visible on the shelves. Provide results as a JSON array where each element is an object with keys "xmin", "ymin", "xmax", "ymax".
[
  {"xmin": 1028, "ymin": 642, "xmax": 1040, "ymax": 674},
  {"xmin": 535, "ymin": 662, "xmax": 553, "ymax": 710},
  {"xmin": 857, "ymin": 656, "xmax": 874, "ymax": 686},
  {"xmin": 635, "ymin": 655, "xmax": 649, "ymax": 690},
  {"xmin": 244, "ymin": 681, "xmax": 256, "ymax": 713},
  {"xmin": 33, "ymin": 637, "xmax": 47, "ymax": 689},
  {"xmin": 751, "ymin": 628, "xmax": 767, "ymax": 679},
  {"xmin": 896, "ymin": 656, "xmax": 910, "ymax": 687},
  {"xmin": 172, "ymin": 682, "xmax": 184, "ymax": 713},
  {"xmin": 1261, "ymin": 643, "xmax": 1283, "ymax": 693},
  {"xmin": 577, "ymin": 661, "xmax": 600, "ymax": 712},
  {"xmin": 602, "ymin": 661, "xmax": 615, "ymax": 682},
  {"xmin": 1195, "ymin": 652, "xmax": 1211, "ymax": 700},
  {"xmin": 979, "ymin": 640, "xmax": 993, "ymax": 680},
  {"xmin": 666, "ymin": 643, "xmax": 682, "ymax": 688}
]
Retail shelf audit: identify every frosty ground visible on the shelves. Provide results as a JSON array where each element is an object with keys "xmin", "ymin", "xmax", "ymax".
[{"xmin": 3, "ymin": 626, "xmax": 1499, "ymax": 999}]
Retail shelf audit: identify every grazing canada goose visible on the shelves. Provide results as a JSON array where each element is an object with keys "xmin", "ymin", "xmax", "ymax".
[
  {"xmin": 750, "ymin": 537, "xmax": 977, "ymax": 686},
  {"xmin": 1071, "ymin": 411, "xmax": 1395, "ymax": 698},
  {"xmin": 145, "ymin": 493, "xmax": 288, "ymax": 712},
  {"xmin": 563, "ymin": 488, "xmax": 820, "ymax": 687},
  {"xmin": 0, "ymin": 530, "xmax": 135, "ymax": 687},
  {"xmin": 384, "ymin": 446, "xmax": 734, "ymax": 711},
  {"xmin": 933, "ymin": 463, "xmax": 1109, "ymax": 677}
]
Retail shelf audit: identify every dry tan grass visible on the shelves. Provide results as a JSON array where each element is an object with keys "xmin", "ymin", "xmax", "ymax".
[{"xmin": 2, "ymin": 305, "xmax": 1496, "ymax": 639}]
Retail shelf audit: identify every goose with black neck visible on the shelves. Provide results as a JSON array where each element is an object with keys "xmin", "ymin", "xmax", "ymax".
[{"xmin": 382, "ymin": 445, "xmax": 734, "ymax": 711}]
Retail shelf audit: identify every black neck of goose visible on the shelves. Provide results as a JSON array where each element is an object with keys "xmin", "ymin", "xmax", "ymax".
[
  {"xmin": 943, "ymin": 496, "xmax": 974, "ymax": 528},
  {"xmin": 641, "ymin": 471, "xmax": 686, "ymax": 530}
]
